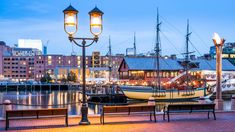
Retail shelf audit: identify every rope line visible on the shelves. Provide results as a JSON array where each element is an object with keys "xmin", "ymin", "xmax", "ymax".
[{"xmin": 189, "ymin": 40, "xmax": 214, "ymax": 70}]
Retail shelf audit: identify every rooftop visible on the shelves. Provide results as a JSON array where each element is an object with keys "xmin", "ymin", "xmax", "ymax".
[
  {"xmin": 124, "ymin": 57, "xmax": 184, "ymax": 70},
  {"xmin": 123, "ymin": 57, "xmax": 235, "ymax": 71},
  {"xmin": 192, "ymin": 59, "xmax": 235, "ymax": 71}
]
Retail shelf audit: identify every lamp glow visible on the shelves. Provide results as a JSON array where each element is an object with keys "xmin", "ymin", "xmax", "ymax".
[
  {"xmin": 213, "ymin": 33, "xmax": 221, "ymax": 45},
  {"xmin": 65, "ymin": 14, "xmax": 76, "ymax": 26},
  {"xmin": 89, "ymin": 7, "xmax": 104, "ymax": 36},
  {"xmin": 63, "ymin": 5, "xmax": 78, "ymax": 36}
]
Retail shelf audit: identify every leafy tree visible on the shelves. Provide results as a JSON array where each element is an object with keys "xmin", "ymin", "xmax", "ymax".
[
  {"xmin": 61, "ymin": 77, "xmax": 67, "ymax": 84},
  {"xmin": 67, "ymin": 71, "xmax": 77, "ymax": 82},
  {"xmin": 40, "ymin": 73, "xmax": 52, "ymax": 83}
]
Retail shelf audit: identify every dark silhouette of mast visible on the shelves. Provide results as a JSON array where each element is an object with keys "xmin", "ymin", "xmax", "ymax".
[
  {"xmin": 185, "ymin": 19, "xmax": 192, "ymax": 94},
  {"xmin": 155, "ymin": 8, "xmax": 161, "ymax": 93},
  {"xmin": 134, "ymin": 32, "xmax": 136, "ymax": 56},
  {"xmin": 108, "ymin": 36, "xmax": 112, "ymax": 83}
]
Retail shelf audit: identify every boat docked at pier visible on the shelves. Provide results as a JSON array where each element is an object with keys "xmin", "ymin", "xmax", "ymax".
[{"xmin": 118, "ymin": 9, "xmax": 235, "ymax": 100}]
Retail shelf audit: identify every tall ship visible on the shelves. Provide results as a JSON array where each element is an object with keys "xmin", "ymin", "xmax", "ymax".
[{"xmin": 118, "ymin": 9, "xmax": 235, "ymax": 100}]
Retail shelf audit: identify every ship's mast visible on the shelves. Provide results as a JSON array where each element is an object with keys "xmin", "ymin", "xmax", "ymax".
[
  {"xmin": 185, "ymin": 19, "xmax": 191, "ymax": 94},
  {"xmin": 155, "ymin": 8, "xmax": 161, "ymax": 92},
  {"xmin": 134, "ymin": 32, "xmax": 136, "ymax": 56},
  {"xmin": 108, "ymin": 36, "xmax": 112, "ymax": 83}
]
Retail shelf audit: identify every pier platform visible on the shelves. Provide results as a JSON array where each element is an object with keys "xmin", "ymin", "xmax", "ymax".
[{"xmin": 0, "ymin": 112, "xmax": 234, "ymax": 132}]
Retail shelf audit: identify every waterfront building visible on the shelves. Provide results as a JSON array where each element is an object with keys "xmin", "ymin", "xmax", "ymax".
[
  {"xmin": 0, "ymin": 41, "xmax": 12, "ymax": 77},
  {"xmin": 118, "ymin": 57, "xmax": 184, "ymax": 86},
  {"xmin": 118, "ymin": 57, "xmax": 235, "ymax": 87},
  {"xmin": 33, "ymin": 52, "xmax": 123, "ymax": 82},
  {"xmin": 210, "ymin": 42, "xmax": 235, "ymax": 65},
  {"xmin": 12, "ymin": 47, "xmax": 42, "ymax": 56},
  {"xmin": 2, "ymin": 56, "xmax": 35, "ymax": 82},
  {"xmin": 0, "ymin": 40, "xmax": 123, "ymax": 82}
]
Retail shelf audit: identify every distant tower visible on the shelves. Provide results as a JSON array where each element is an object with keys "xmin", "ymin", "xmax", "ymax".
[
  {"xmin": 134, "ymin": 32, "xmax": 136, "ymax": 56},
  {"xmin": 43, "ymin": 40, "xmax": 49, "ymax": 55},
  {"xmin": 43, "ymin": 46, "xmax": 47, "ymax": 55}
]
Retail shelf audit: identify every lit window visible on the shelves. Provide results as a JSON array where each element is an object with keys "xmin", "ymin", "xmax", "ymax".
[
  {"xmin": 77, "ymin": 60, "xmax": 80, "ymax": 65},
  {"xmin": 48, "ymin": 56, "xmax": 52, "ymax": 65},
  {"xmin": 230, "ymin": 54, "xmax": 235, "ymax": 58}
]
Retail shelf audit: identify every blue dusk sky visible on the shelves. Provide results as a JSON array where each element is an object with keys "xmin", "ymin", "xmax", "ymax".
[{"xmin": 0, "ymin": 0, "xmax": 235, "ymax": 56}]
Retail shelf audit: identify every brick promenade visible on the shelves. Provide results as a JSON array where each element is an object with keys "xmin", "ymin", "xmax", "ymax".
[{"xmin": 0, "ymin": 112, "xmax": 235, "ymax": 132}]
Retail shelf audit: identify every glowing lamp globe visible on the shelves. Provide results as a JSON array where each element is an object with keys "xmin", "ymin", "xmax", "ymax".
[
  {"xmin": 89, "ymin": 7, "xmax": 104, "ymax": 36},
  {"xmin": 63, "ymin": 5, "xmax": 78, "ymax": 36}
]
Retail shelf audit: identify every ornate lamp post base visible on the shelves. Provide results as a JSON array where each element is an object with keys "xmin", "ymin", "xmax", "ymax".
[
  {"xmin": 214, "ymin": 99, "xmax": 223, "ymax": 110},
  {"xmin": 79, "ymin": 104, "xmax": 90, "ymax": 125}
]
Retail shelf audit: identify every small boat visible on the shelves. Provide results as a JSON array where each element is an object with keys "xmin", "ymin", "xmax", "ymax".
[{"xmin": 120, "ymin": 86, "xmax": 209, "ymax": 100}]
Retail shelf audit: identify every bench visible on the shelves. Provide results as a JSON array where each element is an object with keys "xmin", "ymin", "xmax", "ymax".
[
  {"xmin": 5, "ymin": 108, "xmax": 68, "ymax": 130},
  {"xmin": 163, "ymin": 103, "xmax": 216, "ymax": 122},
  {"xmin": 100, "ymin": 105, "xmax": 156, "ymax": 124}
]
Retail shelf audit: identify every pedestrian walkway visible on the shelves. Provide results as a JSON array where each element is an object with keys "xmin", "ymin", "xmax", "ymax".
[{"xmin": 0, "ymin": 112, "xmax": 235, "ymax": 132}]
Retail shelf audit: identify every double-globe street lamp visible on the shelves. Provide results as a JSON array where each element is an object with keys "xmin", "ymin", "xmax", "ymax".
[
  {"xmin": 213, "ymin": 33, "xmax": 225, "ymax": 110},
  {"xmin": 63, "ymin": 4, "xmax": 104, "ymax": 125}
]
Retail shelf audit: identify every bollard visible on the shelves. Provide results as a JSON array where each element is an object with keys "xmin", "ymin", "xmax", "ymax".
[
  {"xmin": 3, "ymin": 100, "xmax": 12, "ymax": 118},
  {"xmin": 198, "ymin": 96, "xmax": 206, "ymax": 104},
  {"xmin": 148, "ymin": 96, "xmax": 156, "ymax": 105},
  {"xmin": 231, "ymin": 95, "xmax": 235, "ymax": 110}
]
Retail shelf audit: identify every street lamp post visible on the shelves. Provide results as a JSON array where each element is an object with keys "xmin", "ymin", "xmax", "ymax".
[
  {"xmin": 213, "ymin": 33, "xmax": 225, "ymax": 110},
  {"xmin": 63, "ymin": 5, "xmax": 104, "ymax": 125}
]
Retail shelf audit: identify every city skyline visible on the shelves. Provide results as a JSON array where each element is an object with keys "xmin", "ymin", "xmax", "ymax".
[{"xmin": 0, "ymin": 0, "xmax": 235, "ymax": 56}]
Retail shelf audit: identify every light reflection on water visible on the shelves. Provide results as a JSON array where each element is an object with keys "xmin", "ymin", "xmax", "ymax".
[{"xmin": 0, "ymin": 90, "xmax": 232, "ymax": 118}]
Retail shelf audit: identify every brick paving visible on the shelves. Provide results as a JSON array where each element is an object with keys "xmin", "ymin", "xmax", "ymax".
[{"xmin": 0, "ymin": 112, "xmax": 235, "ymax": 132}]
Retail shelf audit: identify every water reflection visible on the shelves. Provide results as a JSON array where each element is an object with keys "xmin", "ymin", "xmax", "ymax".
[{"xmin": 0, "ymin": 90, "xmax": 232, "ymax": 118}]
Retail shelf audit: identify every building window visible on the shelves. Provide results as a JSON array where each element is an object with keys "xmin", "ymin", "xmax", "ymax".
[
  {"xmin": 230, "ymin": 54, "xmax": 235, "ymax": 58},
  {"xmin": 48, "ymin": 56, "xmax": 52, "ymax": 65},
  {"xmin": 222, "ymin": 54, "xmax": 229, "ymax": 58},
  {"xmin": 77, "ymin": 61, "xmax": 80, "ymax": 66},
  {"xmin": 147, "ymin": 72, "xmax": 150, "ymax": 77}
]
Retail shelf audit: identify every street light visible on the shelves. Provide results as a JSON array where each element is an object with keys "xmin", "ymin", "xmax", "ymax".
[
  {"xmin": 63, "ymin": 4, "xmax": 104, "ymax": 125},
  {"xmin": 212, "ymin": 33, "xmax": 225, "ymax": 110}
]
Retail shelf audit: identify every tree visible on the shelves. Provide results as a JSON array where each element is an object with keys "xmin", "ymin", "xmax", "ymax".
[
  {"xmin": 40, "ymin": 73, "xmax": 52, "ymax": 83},
  {"xmin": 61, "ymin": 75, "xmax": 67, "ymax": 84},
  {"xmin": 67, "ymin": 71, "xmax": 77, "ymax": 82}
]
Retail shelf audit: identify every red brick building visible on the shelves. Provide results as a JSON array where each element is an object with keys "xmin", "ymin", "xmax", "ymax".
[{"xmin": 0, "ymin": 41, "xmax": 124, "ymax": 82}]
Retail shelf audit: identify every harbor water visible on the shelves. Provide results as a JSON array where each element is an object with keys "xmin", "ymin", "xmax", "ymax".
[{"xmin": 0, "ymin": 89, "xmax": 232, "ymax": 119}]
